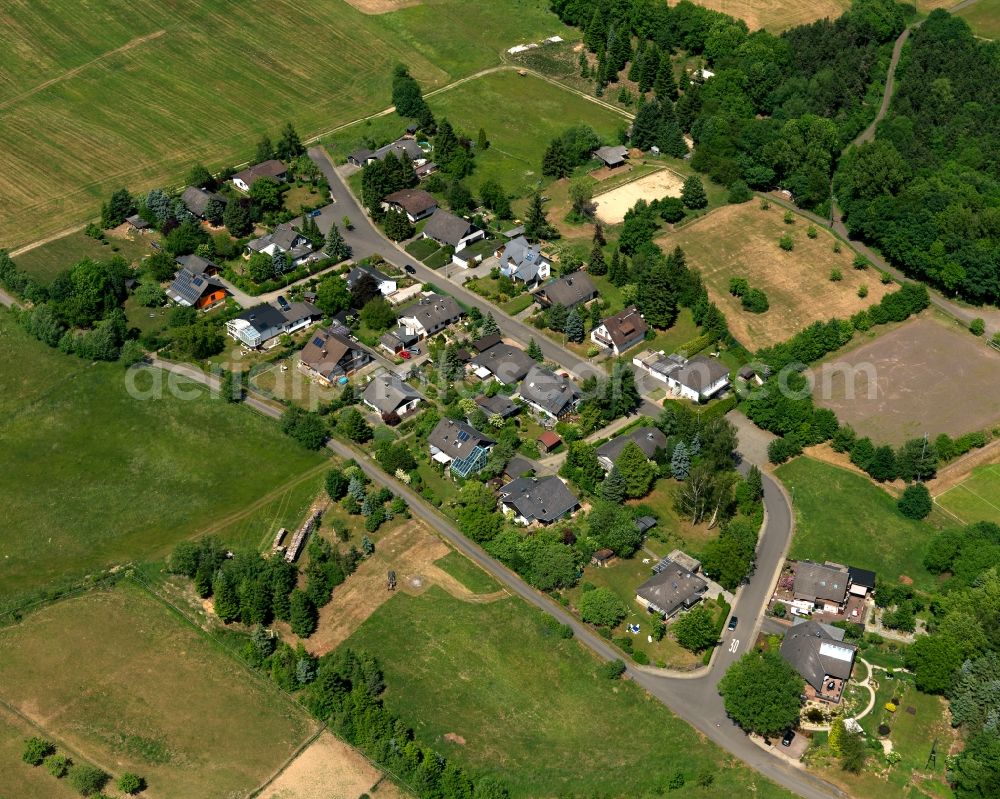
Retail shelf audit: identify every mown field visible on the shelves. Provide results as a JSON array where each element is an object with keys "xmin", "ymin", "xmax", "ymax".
[
  {"xmin": 683, "ymin": 0, "xmax": 851, "ymax": 32},
  {"xmin": 0, "ymin": 0, "xmax": 565, "ymax": 248},
  {"xmin": 776, "ymin": 456, "xmax": 943, "ymax": 590},
  {"xmin": 657, "ymin": 202, "xmax": 891, "ymax": 350},
  {"xmin": 935, "ymin": 462, "xmax": 1000, "ymax": 526},
  {"xmin": 957, "ymin": 0, "xmax": 1000, "ymax": 39},
  {"xmin": 342, "ymin": 586, "xmax": 794, "ymax": 799},
  {"xmin": 12, "ymin": 229, "xmax": 158, "ymax": 282},
  {"xmin": 0, "ymin": 582, "xmax": 316, "ymax": 799},
  {"xmin": 0, "ymin": 312, "xmax": 325, "ymax": 608}
]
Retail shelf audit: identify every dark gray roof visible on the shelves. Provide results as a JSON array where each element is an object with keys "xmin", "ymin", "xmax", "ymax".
[
  {"xmin": 471, "ymin": 343, "xmax": 535, "ymax": 384},
  {"xmin": 126, "ymin": 213, "xmax": 149, "ymax": 229},
  {"xmin": 476, "ymin": 394, "xmax": 519, "ymax": 418},
  {"xmin": 236, "ymin": 301, "xmax": 319, "ymax": 335},
  {"xmin": 175, "ymin": 254, "xmax": 220, "ymax": 274},
  {"xmin": 423, "ymin": 210, "xmax": 479, "ymax": 247},
  {"xmin": 780, "ymin": 620, "xmax": 857, "ymax": 690},
  {"xmin": 374, "ymin": 138, "xmax": 424, "ymax": 162},
  {"xmin": 232, "ymin": 159, "xmax": 286, "ymax": 187},
  {"xmin": 499, "ymin": 236, "xmax": 548, "ymax": 282},
  {"xmin": 380, "ymin": 327, "xmax": 419, "ymax": 351},
  {"xmin": 794, "ymin": 561, "xmax": 850, "ymax": 604},
  {"xmin": 399, "ymin": 294, "xmax": 463, "ymax": 332},
  {"xmin": 166, "ymin": 268, "xmax": 226, "ymax": 306},
  {"xmin": 499, "ymin": 476, "xmax": 579, "ymax": 524},
  {"xmin": 428, "ymin": 418, "xmax": 495, "ymax": 461},
  {"xmin": 636, "ymin": 561, "xmax": 707, "ymax": 616},
  {"xmin": 848, "ymin": 566, "xmax": 876, "ymax": 590},
  {"xmin": 504, "ymin": 455, "xmax": 534, "ymax": 478},
  {"xmin": 593, "ymin": 145, "xmax": 629, "ymax": 166},
  {"xmin": 472, "ymin": 333, "xmax": 502, "ymax": 353},
  {"xmin": 347, "ymin": 264, "xmax": 391, "ymax": 288},
  {"xmin": 672, "ymin": 355, "xmax": 730, "ymax": 394},
  {"xmin": 518, "ymin": 365, "xmax": 580, "ymax": 417},
  {"xmin": 362, "ymin": 372, "xmax": 423, "ymax": 414},
  {"xmin": 181, "ymin": 186, "xmax": 226, "ymax": 217},
  {"xmin": 635, "ymin": 516, "xmax": 657, "ymax": 533},
  {"xmin": 536, "ymin": 273, "xmax": 596, "ymax": 307},
  {"xmin": 348, "ymin": 148, "xmax": 375, "ymax": 163},
  {"xmin": 596, "ymin": 426, "xmax": 667, "ymax": 463}
]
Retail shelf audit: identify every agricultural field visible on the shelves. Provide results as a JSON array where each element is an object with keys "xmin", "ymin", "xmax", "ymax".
[
  {"xmin": 341, "ymin": 586, "xmax": 794, "ymax": 798},
  {"xmin": 11, "ymin": 228, "xmax": 158, "ymax": 282},
  {"xmin": 657, "ymin": 202, "xmax": 891, "ymax": 350},
  {"xmin": 0, "ymin": 706, "xmax": 81, "ymax": 799},
  {"xmin": 813, "ymin": 316, "xmax": 1000, "ymax": 446},
  {"xmin": 683, "ymin": 0, "xmax": 851, "ymax": 31},
  {"xmin": 957, "ymin": 0, "xmax": 1000, "ymax": 39},
  {"xmin": 0, "ymin": 0, "xmax": 565, "ymax": 248},
  {"xmin": 0, "ymin": 313, "xmax": 325, "ymax": 608},
  {"xmin": 776, "ymin": 456, "xmax": 942, "ymax": 590},
  {"xmin": 935, "ymin": 462, "xmax": 1000, "ymax": 526},
  {"xmin": 0, "ymin": 582, "xmax": 317, "ymax": 799}
]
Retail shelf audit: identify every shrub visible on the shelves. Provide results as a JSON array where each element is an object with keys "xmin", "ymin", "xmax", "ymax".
[
  {"xmin": 741, "ymin": 288, "xmax": 769, "ymax": 313},
  {"xmin": 68, "ymin": 763, "xmax": 110, "ymax": 796},
  {"xmin": 600, "ymin": 658, "xmax": 626, "ymax": 679},
  {"xmin": 778, "ymin": 234, "xmax": 793, "ymax": 251},
  {"xmin": 727, "ymin": 180, "xmax": 752, "ymax": 204},
  {"xmin": 897, "ymin": 483, "xmax": 931, "ymax": 519},
  {"xmin": 853, "ymin": 254, "xmax": 868, "ymax": 269},
  {"xmin": 579, "ymin": 587, "xmax": 628, "ymax": 628},
  {"xmin": 768, "ymin": 437, "xmax": 802, "ymax": 464},
  {"xmin": 117, "ymin": 772, "xmax": 144, "ymax": 795},
  {"xmin": 759, "ymin": 198, "xmax": 770, "ymax": 210},
  {"xmin": 858, "ymin": 284, "xmax": 868, "ymax": 298},
  {"xmin": 729, "ymin": 277, "xmax": 749, "ymax": 297},
  {"xmin": 830, "ymin": 268, "xmax": 843, "ymax": 282},
  {"xmin": 22, "ymin": 737, "xmax": 55, "ymax": 766},
  {"xmin": 46, "ymin": 754, "xmax": 71, "ymax": 778},
  {"xmin": 970, "ymin": 318, "xmax": 985, "ymax": 336},
  {"xmin": 783, "ymin": 210, "xmax": 794, "ymax": 224},
  {"xmin": 833, "ymin": 241, "xmax": 842, "ymax": 253},
  {"xmin": 880, "ymin": 272, "xmax": 893, "ymax": 284},
  {"xmin": 806, "ymin": 225, "xmax": 817, "ymax": 239}
]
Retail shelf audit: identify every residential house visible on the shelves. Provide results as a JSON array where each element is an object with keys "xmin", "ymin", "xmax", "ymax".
[
  {"xmin": 347, "ymin": 264, "xmax": 397, "ymax": 298},
  {"xmin": 792, "ymin": 561, "xmax": 851, "ymax": 614},
  {"xmin": 847, "ymin": 567, "xmax": 876, "ymax": 599},
  {"xmin": 346, "ymin": 148, "xmax": 376, "ymax": 167},
  {"xmin": 175, "ymin": 254, "xmax": 221, "ymax": 276},
  {"xmin": 593, "ymin": 144, "xmax": 629, "ymax": 169},
  {"xmin": 422, "ymin": 210, "xmax": 485, "ymax": 253},
  {"xmin": 635, "ymin": 560, "xmax": 707, "ymax": 618},
  {"xmin": 382, "ymin": 188, "xmax": 437, "ymax": 223},
  {"xmin": 246, "ymin": 223, "xmax": 315, "ymax": 265},
  {"xmin": 533, "ymin": 273, "xmax": 597, "ymax": 309},
  {"xmin": 664, "ymin": 549, "xmax": 701, "ymax": 575},
  {"xmin": 225, "ymin": 301, "xmax": 321, "ymax": 349},
  {"xmin": 498, "ymin": 475, "xmax": 580, "ymax": 525},
  {"xmin": 362, "ymin": 371, "xmax": 424, "ymax": 419},
  {"xmin": 348, "ymin": 137, "xmax": 426, "ymax": 167},
  {"xmin": 428, "ymin": 418, "xmax": 496, "ymax": 478},
  {"xmin": 471, "ymin": 333, "xmax": 502, "ymax": 354},
  {"xmin": 495, "ymin": 236, "xmax": 552, "ymax": 287},
  {"xmin": 475, "ymin": 394, "xmax": 520, "ymax": 420},
  {"xmin": 596, "ymin": 426, "xmax": 667, "ymax": 471},
  {"xmin": 379, "ymin": 327, "xmax": 420, "ymax": 356},
  {"xmin": 181, "ymin": 186, "xmax": 227, "ymax": 219},
  {"xmin": 516, "ymin": 365, "xmax": 581, "ymax": 422},
  {"xmin": 397, "ymin": 293, "xmax": 464, "ymax": 339},
  {"xmin": 166, "ymin": 266, "xmax": 228, "ymax": 309},
  {"xmin": 469, "ymin": 343, "xmax": 535, "ymax": 385},
  {"xmin": 297, "ymin": 328, "xmax": 373, "ymax": 385},
  {"xmin": 632, "ymin": 350, "xmax": 730, "ymax": 402},
  {"xmin": 503, "ymin": 456, "xmax": 535, "ymax": 482},
  {"xmin": 591, "ymin": 306, "xmax": 648, "ymax": 355},
  {"xmin": 779, "ymin": 619, "xmax": 857, "ymax": 704},
  {"xmin": 231, "ymin": 159, "xmax": 287, "ymax": 192},
  {"xmin": 415, "ymin": 161, "xmax": 439, "ymax": 180}
]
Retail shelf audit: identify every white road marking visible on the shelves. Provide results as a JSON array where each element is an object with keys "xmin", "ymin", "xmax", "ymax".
[{"xmin": 729, "ymin": 639, "xmax": 740, "ymax": 653}]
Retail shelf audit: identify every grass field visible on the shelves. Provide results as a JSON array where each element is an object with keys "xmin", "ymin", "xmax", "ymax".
[
  {"xmin": 683, "ymin": 0, "xmax": 851, "ymax": 31},
  {"xmin": 776, "ymin": 456, "xmax": 941, "ymax": 589},
  {"xmin": 12, "ymin": 229, "xmax": 158, "ymax": 282},
  {"xmin": 433, "ymin": 551, "xmax": 502, "ymax": 594},
  {"xmin": 0, "ymin": 706, "xmax": 81, "ymax": 799},
  {"xmin": 657, "ymin": 202, "xmax": 892, "ymax": 350},
  {"xmin": 0, "ymin": 582, "xmax": 316, "ymax": 799},
  {"xmin": 957, "ymin": 0, "xmax": 1000, "ymax": 38},
  {"xmin": 342, "ymin": 586, "xmax": 793, "ymax": 798},
  {"xmin": 935, "ymin": 462, "xmax": 1000, "ymax": 526},
  {"xmin": 0, "ymin": 0, "xmax": 565, "ymax": 248},
  {"xmin": 813, "ymin": 316, "xmax": 1000, "ymax": 445},
  {"xmin": 0, "ymin": 313, "xmax": 325, "ymax": 607}
]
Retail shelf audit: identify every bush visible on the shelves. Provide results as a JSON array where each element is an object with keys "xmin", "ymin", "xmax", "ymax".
[
  {"xmin": 778, "ymin": 234, "xmax": 793, "ymax": 251},
  {"xmin": 599, "ymin": 658, "xmax": 626, "ymax": 679},
  {"xmin": 741, "ymin": 288, "xmax": 769, "ymax": 313},
  {"xmin": 830, "ymin": 268, "xmax": 843, "ymax": 282},
  {"xmin": 970, "ymin": 318, "xmax": 985, "ymax": 336},
  {"xmin": 783, "ymin": 210, "xmax": 794, "ymax": 224},
  {"xmin": 727, "ymin": 180, "xmax": 752, "ymax": 204},
  {"xmin": 68, "ymin": 763, "xmax": 109, "ymax": 796},
  {"xmin": 857, "ymin": 284, "xmax": 868, "ymax": 298},
  {"xmin": 853, "ymin": 254, "xmax": 869, "ymax": 269},
  {"xmin": 579, "ymin": 587, "xmax": 628, "ymax": 628},
  {"xmin": 806, "ymin": 225, "xmax": 818, "ymax": 239},
  {"xmin": 897, "ymin": 483, "xmax": 931, "ymax": 519},
  {"xmin": 117, "ymin": 772, "xmax": 145, "ymax": 795},
  {"xmin": 768, "ymin": 437, "xmax": 802, "ymax": 464},
  {"xmin": 22, "ymin": 737, "xmax": 55, "ymax": 766},
  {"xmin": 45, "ymin": 754, "xmax": 71, "ymax": 778}
]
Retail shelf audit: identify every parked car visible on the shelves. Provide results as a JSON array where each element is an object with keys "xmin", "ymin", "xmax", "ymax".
[
  {"xmin": 399, "ymin": 350, "xmax": 411, "ymax": 360},
  {"xmin": 781, "ymin": 730, "xmax": 795, "ymax": 747},
  {"xmin": 309, "ymin": 208, "xmax": 322, "ymax": 218},
  {"xmin": 727, "ymin": 616, "xmax": 738, "ymax": 631},
  {"xmin": 276, "ymin": 296, "xmax": 290, "ymax": 311},
  {"xmin": 404, "ymin": 264, "xmax": 416, "ymax": 274},
  {"xmin": 407, "ymin": 346, "xmax": 420, "ymax": 355}
]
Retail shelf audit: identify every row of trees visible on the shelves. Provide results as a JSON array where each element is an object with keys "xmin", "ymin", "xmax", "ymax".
[{"xmin": 22, "ymin": 736, "xmax": 144, "ymax": 795}]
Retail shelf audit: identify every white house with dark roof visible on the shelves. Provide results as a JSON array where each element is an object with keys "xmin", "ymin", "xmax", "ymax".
[
  {"xmin": 347, "ymin": 265, "xmax": 397, "ymax": 297},
  {"xmin": 591, "ymin": 306, "xmax": 648, "ymax": 355},
  {"xmin": 533, "ymin": 273, "xmax": 597, "ymax": 308},
  {"xmin": 181, "ymin": 186, "xmax": 227, "ymax": 220},
  {"xmin": 246, "ymin": 223, "xmax": 315, "ymax": 265},
  {"xmin": 495, "ymin": 236, "xmax": 551, "ymax": 287},
  {"xmin": 362, "ymin": 371, "xmax": 424, "ymax": 418},
  {"xmin": 397, "ymin": 293, "xmax": 463, "ymax": 339},
  {"xmin": 422, "ymin": 210, "xmax": 485, "ymax": 252},
  {"xmin": 469, "ymin": 343, "xmax": 536, "ymax": 385},
  {"xmin": 297, "ymin": 328, "xmax": 372, "ymax": 385},
  {"xmin": 225, "ymin": 301, "xmax": 320, "ymax": 349},
  {"xmin": 632, "ymin": 350, "xmax": 730, "ymax": 402},
  {"xmin": 779, "ymin": 619, "xmax": 857, "ymax": 704},
  {"xmin": 231, "ymin": 159, "xmax": 287, "ymax": 192},
  {"xmin": 498, "ymin": 475, "xmax": 579, "ymax": 525},
  {"xmin": 428, "ymin": 418, "xmax": 495, "ymax": 478},
  {"xmin": 516, "ymin": 364, "xmax": 581, "ymax": 422},
  {"xmin": 596, "ymin": 426, "xmax": 667, "ymax": 471},
  {"xmin": 635, "ymin": 559, "xmax": 707, "ymax": 618},
  {"xmin": 382, "ymin": 188, "xmax": 438, "ymax": 222}
]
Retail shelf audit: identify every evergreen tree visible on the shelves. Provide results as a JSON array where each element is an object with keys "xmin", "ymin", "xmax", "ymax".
[
  {"xmin": 868, "ymin": 445, "xmax": 897, "ymax": 482},
  {"xmin": 579, "ymin": 49, "xmax": 590, "ymax": 78},
  {"xmin": 589, "ymin": 242, "xmax": 607, "ymax": 276},
  {"xmin": 223, "ymin": 197, "xmax": 253, "ymax": 236},
  {"xmin": 541, "ymin": 138, "xmax": 571, "ymax": 178},
  {"xmin": 527, "ymin": 338, "xmax": 543, "ymax": 361},
  {"xmin": 671, "ymin": 440, "xmax": 691, "ymax": 479},
  {"xmin": 689, "ymin": 433, "xmax": 701, "ymax": 456},
  {"xmin": 746, "ymin": 465, "xmax": 763, "ymax": 501},
  {"xmin": 601, "ymin": 466, "xmax": 626, "ymax": 502},
  {"xmin": 630, "ymin": 102, "xmax": 661, "ymax": 150},
  {"xmin": 383, "ymin": 209, "xmax": 415, "ymax": 241},
  {"xmin": 639, "ymin": 260, "xmax": 678, "ymax": 328},
  {"xmin": 482, "ymin": 312, "xmax": 500, "ymax": 337},
  {"xmin": 325, "ymin": 223, "xmax": 352, "ymax": 261},
  {"xmin": 681, "ymin": 175, "xmax": 708, "ymax": 209},
  {"xmin": 524, "ymin": 192, "xmax": 553, "ymax": 241},
  {"xmin": 593, "ymin": 220, "xmax": 606, "ymax": 246},
  {"xmin": 212, "ymin": 569, "xmax": 240, "ymax": 623},
  {"xmin": 255, "ymin": 135, "xmax": 274, "ymax": 163},
  {"xmin": 653, "ymin": 58, "xmax": 678, "ymax": 101},
  {"xmin": 656, "ymin": 103, "xmax": 688, "ymax": 158},
  {"xmin": 477, "ymin": 127, "xmax": 488, "ymax": 151},
  {"xmin": 289, "ymin": 589, "xmax": 318, "ymax": 637},
  {"xmin": 276, "ymin": 122, "xmax": 304, "ymax": 160},
  {"xmin": 898, "ymin": 483, "xmax": 932, "ymax": 519},
  {"xmin": 565, "ymin": 308, "xmax": 584, "ymax": 342},
  {"xmin": 434, "ymin": 119, "xmax": 460, "ymax": 167},
  {"xmin": 546, "ymin": 303, "xmax": 569, "ymax": 332},
  {"xmin": 584, "ymin": 6, "xmax": 607, "ymax": 52},
  {"xmin": 627, "ymin": 38, "xmax": 646, "ymax": 82},
  {"xmin": 615, "ymin": 442, "xmax": 656, "ymax": 498},
  {"xmin": 638, "ymin": 44, "xmax": 661, "ymax": 93},
  {"xmin": 608, "ymin": 248, "xmax": 625, "ymax": 286}
]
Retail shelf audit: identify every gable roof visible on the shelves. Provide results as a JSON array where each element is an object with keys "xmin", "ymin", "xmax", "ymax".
[
  {"xmin": 636, "ymin": 561, "xmax": 707, "ymax": 615},
  {"xmin": 593, "ymin": 145, "xmax": 629, "ymax": 166},
  {"xmin": 374, "ymin": 138, "xmax": 424, "ymax": 162},
  {"xmin": 536, "ymin": 273, "xmax": 596, "ymax": 307},
  {"xmin": 235, "ymin": 301, "xmax": 319, "ymax": 335},
  {"xmin": 400, "ymin": 293, "xmax": 463, "ymax": 331},
  {"xmin": 472, "ymin": 333, "xmax": 502, "ymax": 353},
  {"xmin": 504, "ymin": 455, "xmax": 535, "ymax": 479},
  {"xmin": 596, "ymin": 426, "xmax": 667, "ymax": 463},
  {"xmin": 518, "ymin": 365, "xmax": 580, "ymax": 417},
  {"xmin": 362, "ymin": 372, "xmax": 424, "ymax": 414},
  {"xmin": 166, "ymin": 268, "xmax": 226, "ymax": 306},
  {"xmin": 299, "ymin": 328, "xmax": 368, "ymax": 377},
  {"xmin": 780, "ymin": 620, "xmax": 857, "ymax": 690},
  {"xmin": 181, "ymin": 186, "xmax": 226, "ymax": 217},
  {"xmin": 427, "ymin": 418, "xmax": 495, "ymax": 461},
  {"xmin": 671, "ymin": 355, "xmax": 730, "ymax": 394},
  {"xmin": 384, "ymin": 188, "xmax": 437, "ymax": 217},
  {"xmin": 232, "ymin": 159, "xmax": 286, "ymax": 188},
  {"xmin": 470, "ymin": 343, "xmax": 536, "ymax": 384},
  {"xmin": 499, "ymin": 236, "xmax": 548, "ymax": 281},
  {"xmin": 499, "ymin": 476, "xmax": 579, "ymax": 524},
  {"xmin": 247, "ymin": 223, "xmax": 310, "ymax": 255},
  {"xmin": 347, "ymin": 264, "xmax": 392, "ymax": 288},
  {"xmin": 475, "ymin": 394, "xmax": 520, "ymax": 418},
  {"xmin": 175, "ymin": 253, "xmax": 221, "ymax": 275},
  {"xmin": 423, "ymin": 210, "xmax": 479, "ymax": 247},
  {"xmin": 598, "ymin": 306, "xmax": 648, "ymax": 349},
  {"xmin": 794, "ymin": 561, "xmax": 850, "ymax": 604}
]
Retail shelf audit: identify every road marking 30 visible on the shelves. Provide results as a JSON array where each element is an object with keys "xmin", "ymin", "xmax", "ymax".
[{"xmin": 729, "ymin": 639, "xmax": 740, "ymax": 653}]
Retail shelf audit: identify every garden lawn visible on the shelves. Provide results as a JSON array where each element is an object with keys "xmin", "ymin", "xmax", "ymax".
[
  {"xmin": 634, "ymin": 477, "xmax": 720, "ymax": 555},
  {"xmin": 433, "ymin": 551, "xmax": 501, "ymax": 594},
  {"xmin": 0, "ymin": 582, "xmax": 316, "ymax": 799},
  {"xmin": 341, "ymin": 586, "xmax": 794, "ymax": 798},
  {"xmin": 12, "ymin": 230, "xmax": 157, "ymax": 282},
  {"xmin": 0, "ymin": 313, "xmax": 325, "ymax": 608},
  {"xmin": 775, "ymin": 457, "xmax": 941, "ymax": 590},
  {"xmin": 0, "ymin": 0, "xmax": 564, "ymax": 248}
]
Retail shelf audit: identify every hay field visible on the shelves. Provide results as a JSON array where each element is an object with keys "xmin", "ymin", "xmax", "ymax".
[
  {"xmin": 0, "ymin": 0, "xmax": 563, "ymax": 248},
  {"xmin": 676, "ymin": 0, "xmax": 851, "ymax": 31},
  {"xmin": 0, "ymin": 583, "xmax": 316, "ymax": 799},
  {"xmin": 657, "ymin": 202, "xmax": 891, "ymax": 350}
]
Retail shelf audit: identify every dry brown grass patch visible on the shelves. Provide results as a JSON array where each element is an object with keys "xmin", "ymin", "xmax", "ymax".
[
  {"xmin": 678, "ymin": 0, "xmax": 851, "ymax": 31},
  {"xmin": 342, "ymin": 0, "xmax": 422, "ymax": 13},
  {"xmin": 593, "ymin": 167, "xmax": 685, "ymax": 224}
]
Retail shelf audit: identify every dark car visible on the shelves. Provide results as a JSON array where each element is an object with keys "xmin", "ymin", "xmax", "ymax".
[
  {"xmin": 277, "ymin": 295, "xmax": 290, "ymax": 311},
  {"xmin": 404, "ymin": 264, "xmax": 416, "ymax": 274},
  {"xmin": 781, "ymin": 730, "xmax": 795, "ymax": 747},
  {"xmin": 727, "ymin": 616, "xmax": 738, "ymax": 631}
]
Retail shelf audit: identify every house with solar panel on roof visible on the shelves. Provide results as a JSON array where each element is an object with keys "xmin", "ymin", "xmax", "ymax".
[
  {"xmin": 427, "ymin": 419, "xmax": 496, "ymax": 478},
  {"xmin": 298, "ymin": 328, "xmax": 373, "ymax": 386},
  {"xmin": 225, "ymin": 301, "xmax": 321, "ymax": 349},
  {"xmin": 780, "ymin": 619, "xmax": 858, "ymax": 704},
  {"xmin": 166, "ymin": 255, "xmax": 229, "ymax": 309}
]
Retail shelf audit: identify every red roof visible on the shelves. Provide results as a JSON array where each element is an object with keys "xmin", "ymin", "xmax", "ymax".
[{"xmin": 537, "ymin": 431, "xmax": 562, "ymax": 449}]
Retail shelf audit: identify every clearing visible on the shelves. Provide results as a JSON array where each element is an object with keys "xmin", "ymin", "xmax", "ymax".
[
  {"xmin": 775, "ymin": 456, "xmax": 943, "ymax": 590},
  {"xmin": 257, "ymin": 731, "xmax": 410, "ymax": 799},
  {"xmin": 11, "ymin": 227, "xmax": 157, "ymax": 282},
  {"xmin": 344, "ymin": 0, "xmax": 422, "ymax": 14},
  {"xmin": 0, "ymin": 313, "xmax": 325, "ymax": 609},
  {"xmin": 957, "ymin": 0, "xmax": 1000, "ymax": 39},
  {"xmin": 813, "ymin": 315, "xmax": 1000, "ymax": 445},
  {"xmin": 0, "ymin": 0, "xmax": 564, "ymax": 248},
  {"xmin": 304, "ymin": 521, "xmax": 507, "ymax": 655},
  {"xmin": 0, "ymin": 582, "xmax": 316, "ymax": 799},
  {"xmin": 657, "ymin": 202, "xmax": 891, "ymax": 350},
  {"xmin": 935, "ymin": 462, "xmax": 1000, "ymax": 526},
  {"xmin": 340, "ymin": 586, "xmax": 794, "ymax": 798},
  {"xmin": 593, "ymin": 167, "xmax": 685, "ymax": 224},
  {"xmin": 683, "ymin": 0, "xmax": 851, "ymax": 32}
]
